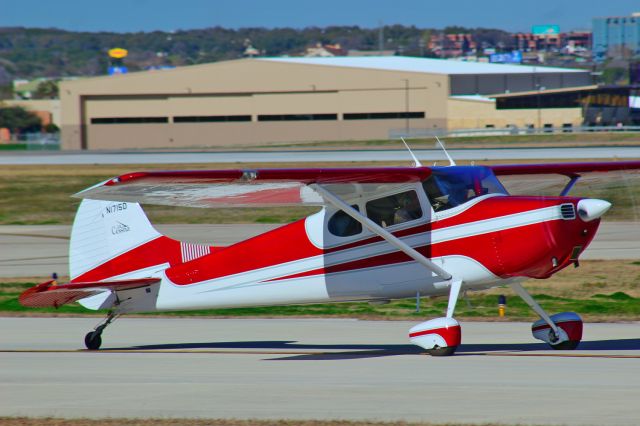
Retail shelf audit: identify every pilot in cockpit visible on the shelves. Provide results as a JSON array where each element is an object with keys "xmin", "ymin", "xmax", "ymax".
[{"xmin": 423, "ymin": 173, "xmax": 473, "ymax": 211}]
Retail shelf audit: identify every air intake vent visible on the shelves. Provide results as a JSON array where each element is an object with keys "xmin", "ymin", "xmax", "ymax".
[{"xmin": 560, "ymin": 203, "xmax": 576, "ymax": 220}]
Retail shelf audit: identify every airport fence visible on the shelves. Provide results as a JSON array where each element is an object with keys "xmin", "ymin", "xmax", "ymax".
[
  {"xmin": 1, "ymin": 133, "xmax": 60, "ymax": 150},
  {"xmin": 390, "ymin": 125, "xmax": 640, "ymax": 139}
]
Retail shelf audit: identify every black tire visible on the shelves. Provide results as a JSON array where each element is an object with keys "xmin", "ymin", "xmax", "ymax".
[
  {"xmin": 426, "ymin": 346, "xmax": 457, "ymax": 357},
  {"xmin": 84, "ymin": 332, "xmax": 102, "ymax": 350},
  {"xmin": 550, "ymin": 340, "xmax": 580, "ymax": 350}
]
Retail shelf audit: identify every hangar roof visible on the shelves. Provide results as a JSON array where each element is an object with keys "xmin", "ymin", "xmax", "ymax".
[
  {"xmin": 261, "ymin": 56, "xmax": 586, "ymax": 75},
  {"xmin": 489, "ymin": 85, "xmax": 600, "ymax": 98},
  {"xmin": 449, "ymin": 95, "xmax": 495, "ymax": 103}
]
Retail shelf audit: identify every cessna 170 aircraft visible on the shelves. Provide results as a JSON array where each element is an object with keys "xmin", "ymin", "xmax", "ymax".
[{"xmin": 19, "ymin": 155, "xmax": 640, "ymax": 356}]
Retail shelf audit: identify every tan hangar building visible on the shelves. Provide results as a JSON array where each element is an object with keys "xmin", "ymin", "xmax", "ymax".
[{"xmin": 59, "ymin": 57, "xmax": 590, "ymax": 150}]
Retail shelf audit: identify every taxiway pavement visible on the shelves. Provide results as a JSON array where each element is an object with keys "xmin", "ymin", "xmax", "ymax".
[
  {"xmin": 1, "ymin": 318, "xmax": 639, "ymax": 425},
  {"xmin": 0, "ymin": 222, "xmax": 637, "ymax": 278}
]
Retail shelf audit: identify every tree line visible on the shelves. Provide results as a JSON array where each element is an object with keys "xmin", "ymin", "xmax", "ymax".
[{"xmin": 0, "ymin": 25, "xmax": 515, "ymax": 83}]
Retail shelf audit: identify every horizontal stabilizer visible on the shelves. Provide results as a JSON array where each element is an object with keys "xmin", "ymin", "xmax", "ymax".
[{"xmin": 19, "ymin": 278, "xmax": 160, "ymax": 308}]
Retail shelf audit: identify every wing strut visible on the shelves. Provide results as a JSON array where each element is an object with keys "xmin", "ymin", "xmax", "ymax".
[
  {"xmin": 560, "ymin": 175, "xmax": 580, "ymax": 196},
  {"xmin": 313, "ymin": 184, "xmax": 453, "ymax": 282}
]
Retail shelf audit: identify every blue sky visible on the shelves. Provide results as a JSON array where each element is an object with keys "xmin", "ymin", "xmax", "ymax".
[{"xmin": 3, "ymin": 0, "xmax": 639, "ymax": 33}]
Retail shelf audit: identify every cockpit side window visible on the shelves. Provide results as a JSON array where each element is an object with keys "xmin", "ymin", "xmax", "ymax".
[
  {"xmin": 365, "ymin": 190, "xmax": 423, "ymax": 228},
  {"xmin": 423, "ymin": 167, "xmax": 508, "ymax": 212},
  {"xmin": 328, "ymin": 205, "xmax": 362, "ymax": 237}
]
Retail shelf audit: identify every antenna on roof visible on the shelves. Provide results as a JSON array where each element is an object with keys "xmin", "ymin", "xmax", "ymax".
[
  {"xmin": 435, "ymin": 136, "xmax": 456, "ymax": 166},
  {"xmin": 400, "ymin": 137, "xmax": 423, "ymax": 167}
]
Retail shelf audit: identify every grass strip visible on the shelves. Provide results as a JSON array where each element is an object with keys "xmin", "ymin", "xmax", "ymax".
[
  {"xmin": 2, "ymin": 289, "xmax": 638, "ymax": 321},
  {"xmin": 2, "ymin": 260, "xmax": 639, "ymax": 321}
]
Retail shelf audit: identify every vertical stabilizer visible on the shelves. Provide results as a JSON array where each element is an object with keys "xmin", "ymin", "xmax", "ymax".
[{"xmin": 69, "ymin": 199, "xmax": 162, "ymax": 280}]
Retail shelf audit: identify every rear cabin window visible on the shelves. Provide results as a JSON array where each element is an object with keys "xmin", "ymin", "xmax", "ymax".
[
  {"xmin": 328, "ymin": 205, "xmax": 363, "ymax": 237},
  {"xmin": 365, "ymin": 190, "xmax": 422, "ymax": 228}
]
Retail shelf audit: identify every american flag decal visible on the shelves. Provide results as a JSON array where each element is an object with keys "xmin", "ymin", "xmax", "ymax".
[{"xmin": 180, "ymin": 242, "xmax": 211, "ymax": 263}]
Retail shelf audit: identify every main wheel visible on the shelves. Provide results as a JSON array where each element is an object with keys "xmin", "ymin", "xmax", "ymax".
[
  {"xmin": 84, "ymin": 332, "xmax": 102, "ymax": 350},
  {"xmin": 550, "ymin": 340, "xmax": 580, "ymax": 350},
  {"xmin": 426, "ymin": 346, "xmax": 457, "ymax": 357}
]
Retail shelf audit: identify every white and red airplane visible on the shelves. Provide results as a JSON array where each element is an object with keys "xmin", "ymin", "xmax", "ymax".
[{"xmin": 19, "ymin": 159, "xmax": 640, "ymax": 355}]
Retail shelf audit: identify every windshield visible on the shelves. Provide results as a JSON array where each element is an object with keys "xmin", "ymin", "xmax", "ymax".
[{"xmin": 422, "ymin": 166, "xmax": 508, "ymax": 212}]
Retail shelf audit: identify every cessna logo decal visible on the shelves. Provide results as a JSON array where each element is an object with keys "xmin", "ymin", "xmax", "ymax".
[
  {"xmin": 103, "ymin": 202, "xmax": 127, "ymax": 217},
  {"xmin": 111, "ymin": 221, "xmax": 130, "ymax": 235}
]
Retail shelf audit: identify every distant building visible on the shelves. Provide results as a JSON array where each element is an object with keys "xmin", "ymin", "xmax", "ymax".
[
  {"xmin": 243, "ymin": 45, "xmax": 260, "ymax": 57},
  {"xmin": 562, "ymin": 32, "xmax": 592, "ymax": 53},
  {"xmin": 2, "ymin": 99, "xmax": 61, "ymax": 127},
  {"xmin": 593, "ymin": 12, "xmax": 640, "ymax": 60},
  {"xmin": 347, "ymin": 50, "xmax": 396, "ymax": 57},
  {"xmin": 59, "ymin": 56, "xmax": 591, "ymax": 150},
  {"xmin": 13, "ymin": 79, "xmax": 46, "ymax": 100},
  {"xmin": 513, "ymin": 32, "xmax": 588, "ymax": 52},
  {"xmin": 428, "ymin": 34, "xmax": 477, "ymax": 58},
  {"xmin": 304, "ymin": 43, "xmax": 347, "ymax": 57}
]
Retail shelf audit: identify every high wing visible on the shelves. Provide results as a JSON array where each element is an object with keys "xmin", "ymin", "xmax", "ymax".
[
  {"xmin": 489, "ymin": 161, "xmax": 640, "ymax": 221},
  {"xmin": 75, "ymin": 166, "xmax": 451, "ymax": 280},
  {"xmin": 491, "ymin": 161, "xmax": 640, "ymax": 176},
  {"xmin": 19, "ymin": 278, "xmax": 160, "ymax": 308},
  {"xmin": 75, "ymin": 167, "xmax": 432, "ymax": 208},
  {"xmin": 490, "ymin": 161, "xmax": 640, "ymax": 197}
]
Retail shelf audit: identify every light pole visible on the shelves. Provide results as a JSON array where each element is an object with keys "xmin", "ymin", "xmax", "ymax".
[
  {"xmin": 533, "ymin": 65, "xmax": 541, "ymax": 130},
  {"xmin": 403, "ymin": 79, "xmax": 410, "ymax": 136},
  {"xmin": 537, "ymin": 83, "xmax": 542, "ymax": 131}
]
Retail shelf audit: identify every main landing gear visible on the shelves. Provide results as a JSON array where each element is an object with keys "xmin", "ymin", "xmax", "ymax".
[
  {"xmin": 409, "ymin": 280, "xmax": 463, "ymax": 356},
  {"xmin": 84, "ymin": 311, "xmax": 118, "ymax": 350},
  {"xmin": 511, "ymin": 282, "xmax": 583, "ymax": 350},
  {"xmin": 408, "ymin": 280, "xmax": 583, "ymax": 356}
]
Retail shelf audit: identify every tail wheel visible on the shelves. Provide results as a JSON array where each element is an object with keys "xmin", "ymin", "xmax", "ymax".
[{"xmin": 84, "ymin": 332, "xmax": 102, "ymax": 350}]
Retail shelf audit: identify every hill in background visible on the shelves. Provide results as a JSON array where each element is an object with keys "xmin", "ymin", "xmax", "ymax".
[{"xmin": 0, "ymin": 25, "xmax": 514, "ymax": 84}]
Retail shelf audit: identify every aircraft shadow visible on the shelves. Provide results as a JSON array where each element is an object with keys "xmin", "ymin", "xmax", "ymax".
[{"xmin": 111, "ymin": 338, "xmax": 640, "ymax": 360}]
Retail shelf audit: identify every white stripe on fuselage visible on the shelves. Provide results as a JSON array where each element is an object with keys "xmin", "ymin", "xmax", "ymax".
[{"xmin": 432, "ymin": 204, "xmax": 563, "ymax": 245}]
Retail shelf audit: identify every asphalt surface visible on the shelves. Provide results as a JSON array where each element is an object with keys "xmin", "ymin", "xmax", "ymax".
[
  {"xmin": 2, "ymin": 146, "xmax": 640, "ymax": 164},
  {"xmin": 0, "ymin": 222, "xmax": 636, "ymax": 278},
  {"xmin": 0, "ymin": 318, "xmax": 639, "ymax": 425}
]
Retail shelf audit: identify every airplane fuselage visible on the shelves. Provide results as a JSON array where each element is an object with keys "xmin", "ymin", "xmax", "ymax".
[{"xmin": 148, "ymin": 193, "xmax": 599, "ymax": 312}]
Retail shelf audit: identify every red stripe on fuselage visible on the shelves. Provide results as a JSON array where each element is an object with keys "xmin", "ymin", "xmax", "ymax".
[
  {"xmin": 72, "ymin": 236, "xmax": 185, "ymax": 282},
  {"xmin": 165, "ymin": 219, "xmax": 323, "ymax": 285}
]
